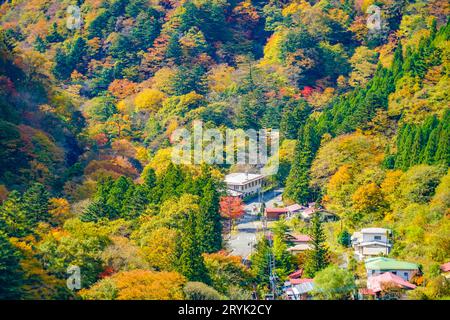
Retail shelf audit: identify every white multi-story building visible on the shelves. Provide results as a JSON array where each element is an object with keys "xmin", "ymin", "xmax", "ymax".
[
  {"xmin": 351, "ymin": 228, "xmax": 392, "ymax": 260},
  {"xmin": 224, "ymin": 173, "xmax": 264, "ymax": 198}
]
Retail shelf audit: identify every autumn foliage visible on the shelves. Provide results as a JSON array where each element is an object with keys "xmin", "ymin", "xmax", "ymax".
[{"xmin": 219, "ymin": 196, "xmax": 245, "ymax": 220}]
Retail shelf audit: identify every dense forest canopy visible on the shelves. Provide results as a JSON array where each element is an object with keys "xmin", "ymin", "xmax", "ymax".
[{"xmin": 0, "ymin": 0, "xmax": 449, "ymax": 300}]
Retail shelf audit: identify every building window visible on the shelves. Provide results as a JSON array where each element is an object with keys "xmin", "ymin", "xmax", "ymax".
[
  {"xmin": 374, "ymin": 236, "xmax": 381, "ymax": 240},
  {"xmin": 392, "ymin": 271, "xmax": 397, "ymax": 275},
  {"xmin": 404, "ymin": 272, "xmax": 408, "ymax": 280}
]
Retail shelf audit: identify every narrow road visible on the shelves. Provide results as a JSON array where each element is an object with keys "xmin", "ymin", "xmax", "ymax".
[{"xmin": 228, "ymin": 189, "xmax": 284, "ymax": 259}]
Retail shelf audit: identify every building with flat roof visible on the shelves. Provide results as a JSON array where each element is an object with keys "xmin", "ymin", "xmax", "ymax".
[{"xmin": 224, "ymin": 172, "xmax": 264, "ymax": 198}]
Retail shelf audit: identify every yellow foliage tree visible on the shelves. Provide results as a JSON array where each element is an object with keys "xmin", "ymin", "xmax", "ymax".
[
  {"xmin": 144, "ymin": 147, "xmax": 173, "ymax": 177},
  {"xmin": 49, "ymin": 198, "xmax": 71, "ymax": 225},
  {"xmin": 134, "ymin": 88, "xmax": 166, "ymax": 113},
  {"xmin": 140, "ymin": 227, "xmax": 178, "ymax": 271},
  {"xmin": 207, "ymin": 64, "xmax": 236, "ymax": 93},
  {"xmin": 352, "ymin": 182, "xmax": 386, "ymax": 215}
]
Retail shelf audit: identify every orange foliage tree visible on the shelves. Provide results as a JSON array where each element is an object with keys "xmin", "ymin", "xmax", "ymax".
[
  {"xmin": 81, "ymin": 270, "xmax": 186, "ymax": 300},
  {"xmin": 219, "ymin": 196, "xmax": 245, "ymax": 235},
  {"xmin": 108, "ymin": 79, "xmax": 137, "ymax": 99}
]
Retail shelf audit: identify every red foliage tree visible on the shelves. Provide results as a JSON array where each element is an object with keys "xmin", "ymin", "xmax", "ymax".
[
  {"xmin": 301, "ymin": 86, "xmax": 314, "ymax": 97},
  {"xmin": 220, "ymin": 196, "xmax": 245, "ymax": 236},
  {"xmin": 219, "ymin": 196, "xmax": 245, "ymax": 220}
]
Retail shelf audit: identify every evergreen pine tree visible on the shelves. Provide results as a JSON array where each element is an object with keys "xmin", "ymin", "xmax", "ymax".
[
  {"xmin": 45, "ymin": 23, "xmax": 63, "ymax": 43},
  {"xmin": 250, "ymin": 237, "xmax": 271, "ymax": 286},
  {"xmin": 177, "ymin": 212, "xmax": 210, "ymax": 283},
  {"xmin": 422, "ymin": 127, "xmax": 439, "ymax": 164},
  {"xmin": 0, "ymin": 231, "xmax": 23, "ymax": 299},
  {"xmin": 106, "ymin": 176, "xmax": 132, "ymax": 217},
  {"xmin": 122, "ymin": 185, "xmax": 149, "ymax": 220},
  {"xmin": 80, "ymin": 198, "xmax": 111, "ymax": 222},
  {"xmin": 409, "ymin": 127, "xmax": 423, "ymax": 167},
  {"xmin": 435, "ymin": 124, "xmax": 450, "ymax": 165},
  {"xmin": 284, "ymin": 122, "xmax": 319, "ymax": 204},
  {"xmin": 304, "ymin": 213, "xmax": 329, "ymax": 278},
  {"xmin": 34, "ymin": 36, "xmax": 46, "ymax": 53},
  {"xmin": 434, "ymin": 109, "xmax": 450, "ymax": 165},
  {"xmin": 196, "ymin": 180, "xmax": 222, "ymax": 253},
  {"xmin": 337, "ymin": 230, "xmax": 351, "ymax": 247},
  {"xmin": 159, "ymin": 163, "xmax": 185, "ymax": 202},
  {"xmin": 166, "ymin": 34, "xmax": 182, "ymax": 64},
  {"xmin": 280, "ymin": 100, "xmax": 312, "ymax": 139},
  {"xmin": 392, "ymin": 42, "xmax": 403, "ymax": 81},
  {"xmin": 22, "ymin": 183, "xmax": 50, "ymax": 228},
  {"xmin": 272, "ymin": 220, "xmax": 293, "ymax": 277},
  {"xmin": 396, "ymin": 124, "xmax": 414, "ymax": 170},
  {"xmin": 0, "ymin": 191, "xmax": 29, "ymax": 237},
  {"xmin": 143, "ymin": 167, "xmax": 157, "ymax": 189},
  {"xmin": 53, "ymin": 48, "xmax": 71, "ymax": 80},
  {"xmin": 68, "ymin": 36, "xmax": 88, "ymax": 74}
]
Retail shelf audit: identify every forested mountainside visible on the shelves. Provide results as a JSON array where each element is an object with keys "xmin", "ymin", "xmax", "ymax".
[{"xmin": 0, "ymin": 0, "xmax": 449, "ymax": 300}]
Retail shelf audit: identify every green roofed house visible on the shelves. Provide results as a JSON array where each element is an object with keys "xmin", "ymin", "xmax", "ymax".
[{"xmin": 365, "ymin": 257, "xmax": 420, "ymax": 281}]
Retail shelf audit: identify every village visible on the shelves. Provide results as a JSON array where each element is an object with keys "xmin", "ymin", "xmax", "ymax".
[{"xmin": 224, "ymin": 172, "xmax": 450, "ymax": 300}]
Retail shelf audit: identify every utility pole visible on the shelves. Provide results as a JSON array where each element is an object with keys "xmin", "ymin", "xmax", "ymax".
[{"xmin": 262, "ymin": 213, "xmax": 279, "ymax": 300}]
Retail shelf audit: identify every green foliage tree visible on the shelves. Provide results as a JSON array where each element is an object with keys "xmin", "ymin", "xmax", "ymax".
[
  {"xmin": 250, "ymin": 237, "xmax": 271, "ymax": 287},
  {"xmin": 0, "ymin": 231, "xmax": 23, "ymax": 299},
  {"xmin": 304, "ymin": 213, "xmax": 329, "ymax": 278},
  {"xmin": 337, "ymin": 230, "xmax": 351, "ymax": 247},
  {"xmin": 39, "ymin": 219, "xmax": 110, "ymax": 288},
  {"xmin": 0, "ymin": 191, "xmax": 29, "ymax": 237},
  {"xmin": 280, "ymin": 100, "xmax": 312, "ymax": 139},
  {"xmin": 107, "ymin": 176, "xmax": 132, "ymax": 217},
  {"xmin": 22, "ymin": 183, "xmax": 51, "ymax": 228},
  {"xmin": 272, "ymin": 220, "xmax": 294, "ymax": 278},
  {"xmin": 157, "ymin": 163, "xmax": 185, "ymax": 202},
  {"xmin": 34, "ymin": 36, "xmax": 47, "ymax": 53},
  {"xmin": 197, "ymin": 180, "xmax": 222, "ymax": 253},
  {"xmin": 85, "ymin": 96, "xmax": 118, "ymax": 122},
  {"xmin": 183, "ymin": 281, "xmax": 223, "ymax": 300},
  {"xmin": 312, "ymin": 265, "xmax": 356, "ymax": 300},
  {"xmin": 284, "ymin": 121, "xmax": 319, "ymax": 204},
  {"xmin": 46, "ymin": 23, "xmax": 63, "ymax": 43},
  {"xmin": 121, "ymin": 185, "xmax": 150, "ymax": 220},
  {"xmin": 81, "ymin": 198, "xmax": 113, "ymax": 223},
  {"xmin": 177, "ymin": 211, "xmax": 210, "ymax": 284}
]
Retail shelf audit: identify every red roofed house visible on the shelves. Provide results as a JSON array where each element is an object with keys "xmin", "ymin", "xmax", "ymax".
[
  {"xmin": 440, "ymin": 262, "xmax": 450, "ymax": 279},
  {"xmin": 284, "ymin": 278, "xmax": 314, "ymax": 300},
  {"xmin": 288, "ymin": 269, "xmax": 303, "ymax": 279},
  {"xmin": 367, "ymin": 272, "xmax": 416, "ymax": 296},
  {"xmin": 286, "ymin": 234, "xmax": 312, "ymax": 254},
  {"xmin": 290, "ymin": 278, "xmax": 314, "ymax": 285},
  {"xmin": 300, "ymin": 207, "xmax": 316, "ymax": 220},
  {"xmin": 265, "ymin": 203, "xmax": 304, "ymax": 220},
  {"xmin": 265, "ymin": 207, "xmax": 288, "ymax": 220}
]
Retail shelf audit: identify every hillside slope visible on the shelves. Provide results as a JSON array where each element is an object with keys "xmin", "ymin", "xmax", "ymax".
[{"xmin": 0, "ymin": 0, "xmax": 448, "ymax": 300}]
